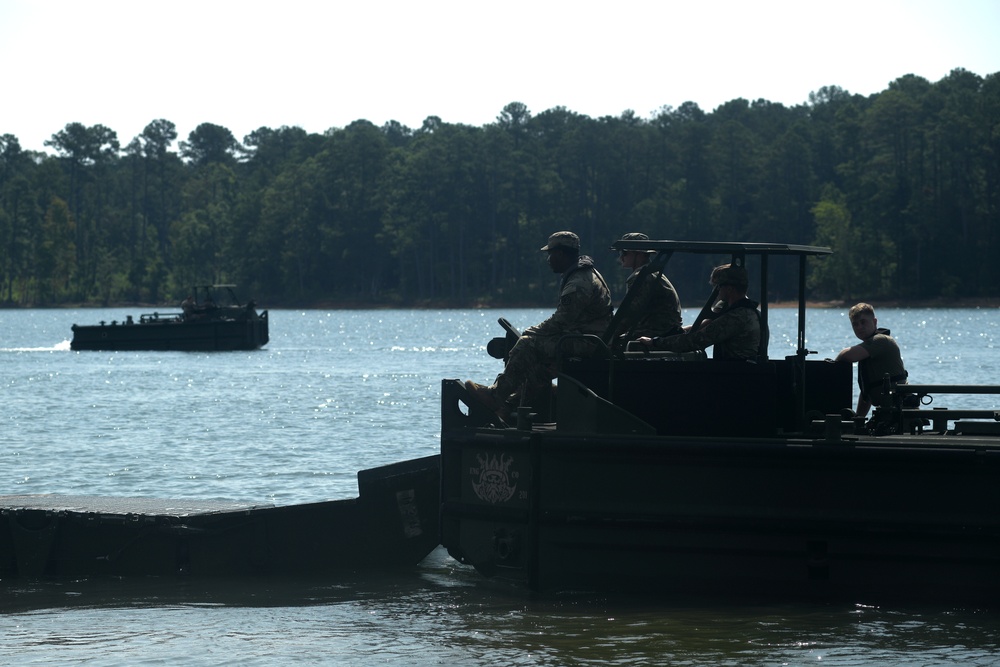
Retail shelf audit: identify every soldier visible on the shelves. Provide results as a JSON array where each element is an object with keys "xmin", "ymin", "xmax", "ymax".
[
  {"xmin": 634, "ymin": 263, "xmax": 760, "ymax": 361},
  {"xmin": 836, "ymin": 302, "xmax": 909, "ymax": 419},
  {"xmin": 465, "ymin": 231, "xmax": 613, "ymax": 418},
  {"xmin": 608, "ymin": 232, "xmax": 683, "ymax": 341}
]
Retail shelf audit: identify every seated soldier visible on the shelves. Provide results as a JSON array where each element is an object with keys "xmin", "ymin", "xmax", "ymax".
[
  {"xmin": 465, "ymin": 231, "xmax": 613, "ymax": 418},
  {"xmin": 607, "ymin": 232, "xmax": 683, "ymax": 342},
  {"xmin": 634, "ymin": 263, "xmax": 760, "ymax": 361}
]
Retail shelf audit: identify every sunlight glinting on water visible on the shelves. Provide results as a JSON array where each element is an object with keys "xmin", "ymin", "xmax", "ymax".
[{"xmin": 3, "ymin": 307, "xmax": 1000, "ymax": 666}]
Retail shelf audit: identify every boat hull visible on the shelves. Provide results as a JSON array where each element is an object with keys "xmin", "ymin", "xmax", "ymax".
[
  {"xmin": 440, "ymin": 380, "xmax": 1000, "ymax": 602},
  {"xmin": 70, "ymin": 311, "xmax": 269, "ymax": 351},
  {"xmin": 1, "ymin": 455, "xmax": 439, "ymax": 578}
]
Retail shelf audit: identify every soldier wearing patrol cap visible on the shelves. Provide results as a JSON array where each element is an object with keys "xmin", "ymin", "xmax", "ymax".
[
  {"xmin": 635, "ymin": 262, "xmax": 761, "ymax": 361},
  {"xmin": 465, "ymin": 230, "xmax": 613, "ymax": 418},
  {"xmin": 539, "ymin": 230, "xmax": 579, "ymax": 251}
]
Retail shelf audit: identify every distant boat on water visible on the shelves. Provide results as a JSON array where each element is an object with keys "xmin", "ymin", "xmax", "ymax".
[{"xmin": 70, "ymin": 285, "xmax": 269, "ymax": 352}]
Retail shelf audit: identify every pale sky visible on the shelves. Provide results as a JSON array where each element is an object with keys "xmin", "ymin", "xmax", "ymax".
[{"xmin": 2, "ymin": 0, "xmax": 998, "ymax": 154}]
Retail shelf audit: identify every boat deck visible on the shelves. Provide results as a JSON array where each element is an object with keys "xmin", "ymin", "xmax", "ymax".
[
  {"xmin": 2, "ymin": 456, "xmax": 441, "ymax": 578},
  {"xmin": 0, "ymin": 494, "xmax": 271, "ymax": 518}
]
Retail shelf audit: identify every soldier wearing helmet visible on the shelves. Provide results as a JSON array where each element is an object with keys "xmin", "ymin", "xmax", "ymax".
[{"xmin": 635, "ymin": 262, "xmax": 761, "ymax": 361}]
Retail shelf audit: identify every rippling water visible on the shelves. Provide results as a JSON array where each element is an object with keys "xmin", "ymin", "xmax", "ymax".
[{"xmin": 2, "ymin": 307, "xmax": 1000, "ymax": 665}]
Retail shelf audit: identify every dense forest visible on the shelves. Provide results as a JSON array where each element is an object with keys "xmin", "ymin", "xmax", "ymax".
[{"xmin": 1, "ymin": 68, "xmax": 997, "ymax": 309}]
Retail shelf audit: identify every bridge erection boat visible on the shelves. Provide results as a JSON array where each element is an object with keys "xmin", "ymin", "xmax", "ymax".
[
  {"xmin": 70, "ymin": 285, "xmax": 269, "ymax": 352},
  {"xmin": 441, "ymin": 240, "xmax": 1000, "ymax": 602}
]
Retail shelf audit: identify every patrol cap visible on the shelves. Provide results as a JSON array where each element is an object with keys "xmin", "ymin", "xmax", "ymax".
[
  {"xmin": 710, "ymin": 263, "xmax": 748, "ymax": 289},
  {"xmin": 614, "ymin": 232, "xmax": 655, "ymax": 253},
  {"xmin": 540, "ymin": 231, "xmax": 580, "ymax": 251}
]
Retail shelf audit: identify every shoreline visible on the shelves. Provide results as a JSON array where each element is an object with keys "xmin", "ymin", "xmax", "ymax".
[{"xmin": 4, "ymin": 298, "xmax": 999, "ymax": 311}]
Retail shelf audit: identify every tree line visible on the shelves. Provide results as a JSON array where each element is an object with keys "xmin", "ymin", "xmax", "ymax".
[{"xmin": 1, "ymin": 67, "xmax": 997, "ymax": 309}]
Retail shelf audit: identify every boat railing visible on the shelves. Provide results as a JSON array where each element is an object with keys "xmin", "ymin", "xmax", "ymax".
[
  {"xmin": 139, "ymin": 311, "xmax": 184, "ymax": 324},
  {"xmin": 902, "ymin": 384, "xmax": 1000, "ymax": 397},
  {"xmin": 896, "ymin": 383, "xmax": 1000, "ymax": 435},
  {"xmin": 830, "ymin": 379, "xmax": 1000, "ymax": 437}
]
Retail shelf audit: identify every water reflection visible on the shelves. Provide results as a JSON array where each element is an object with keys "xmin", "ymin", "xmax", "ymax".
[
  {"xmin": 5, "ymin": 309, "xmax": 1000, "ymax": 665},
  {"xmin": 3, "ymin": 550, "xmax": 1000, "ymax": 666}
]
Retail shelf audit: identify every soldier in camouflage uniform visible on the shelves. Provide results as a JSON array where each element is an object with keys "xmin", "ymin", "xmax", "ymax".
[
  {"xmin": 466, "ymin": 231, "xmax": 613, "ymax": 417},
  {"xmin": 635, "ymin": 263, "xmax": 761, "ymax": 361},
  {"xmin": 608, "ymin": 232, "xmax": 683, "ymax": 341}
]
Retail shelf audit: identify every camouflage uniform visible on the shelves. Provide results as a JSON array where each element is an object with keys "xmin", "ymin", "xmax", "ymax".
[
  {"xmin": 493, "ymin": 255, "xmax": 613, "ymax": 400},
  {"xmin": 652, "ymin": 298, "xmax": 761, "ymax": 361},
  {"xmin": 612, "ymin": 267, "xmax": 683, "ymax": 339}
]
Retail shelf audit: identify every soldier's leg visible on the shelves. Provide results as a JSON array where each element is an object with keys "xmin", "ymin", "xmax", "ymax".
[{"xmin": 494, "ymin": 334, "xmax": 546, "ymax": 401}]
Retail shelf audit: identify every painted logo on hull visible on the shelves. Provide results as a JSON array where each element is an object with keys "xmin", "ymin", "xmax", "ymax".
[{"xmin": 471, "ymin": 452, "xmax": 517, "ymax": 504}]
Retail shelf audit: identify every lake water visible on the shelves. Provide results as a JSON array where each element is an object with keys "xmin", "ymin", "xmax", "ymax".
[{"xmin": 2, "ymin": 306, "xmax": 1000, "ymax": 665}]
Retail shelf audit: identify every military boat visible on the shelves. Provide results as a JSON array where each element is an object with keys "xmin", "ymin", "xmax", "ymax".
[
  {"xmin": 1, "ymin": 456, "xmax": 439, "ymax": 578},
  {"xmin": 440, "ymin": 239, "xmax": 1000, "ymax": 603},
  {"xmin": 70, "ymin": 285, "xmax": 268, "ymax": 352}
]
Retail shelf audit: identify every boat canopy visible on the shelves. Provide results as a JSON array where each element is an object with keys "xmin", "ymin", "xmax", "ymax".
[
  {"xmin": 608, "ymin": 239, "xmax": 833, "ymax": 359},
  {"xmin": 610, "ymin": 239, "xmax": 833, "ymax": 257},
  {"xmin": 191, "ymin": 284, "xmax": 244, "ymax": 308}
]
